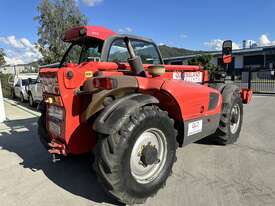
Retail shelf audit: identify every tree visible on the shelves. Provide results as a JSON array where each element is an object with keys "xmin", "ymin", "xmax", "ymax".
[
  {"xmin": 35, "ymin": 0, "xmax": 87, "ymax": 64},
  {"xmin": 0, "ymin": 49, "xmax": 6, "ymax": 66},
  {"xmin": 188, "ymin": 54, "xmax": 218, "ymax": 74}
]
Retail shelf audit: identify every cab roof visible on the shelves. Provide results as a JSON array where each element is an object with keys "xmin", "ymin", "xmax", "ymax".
[{"xmin": 63, "ymin": 26, "xmax": 117, "ymax": 42}]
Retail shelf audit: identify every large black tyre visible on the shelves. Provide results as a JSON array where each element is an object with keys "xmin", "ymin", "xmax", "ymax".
[
  {"xmin": 94, "ymin": 105, "xmax": 177, "ymax": 205},
  {"xmin": 37, "ymin": 114, "xmax": 51, "ymax": 151},
  {"xmin": 214, "ymin": 87, "xmax": 243, "ymax": 145}
]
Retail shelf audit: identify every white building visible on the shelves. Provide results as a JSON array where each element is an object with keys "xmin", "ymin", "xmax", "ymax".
[
  {"xmin": 0, "ymin": 64, "xmax": 38, "ymax": 75},
  {"xmin": 164, "ymin": 45, "xmax": 275, "ymax": 72}
]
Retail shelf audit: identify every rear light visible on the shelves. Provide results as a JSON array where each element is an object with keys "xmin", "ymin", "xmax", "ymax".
[
  {"xmin": 92, "ymin": 77, "xmax": 117, "ymax": 90},
  {"xmin": 45, "ymin": 96, "xmax": 63, "ymax": 106}
]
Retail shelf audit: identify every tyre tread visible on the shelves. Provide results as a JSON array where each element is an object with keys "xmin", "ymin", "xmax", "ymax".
[{"xmin": 94, "ymin": 105, "xmax": 177, "ymax": 204}]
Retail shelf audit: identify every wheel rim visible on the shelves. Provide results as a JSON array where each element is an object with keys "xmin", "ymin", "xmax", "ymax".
[
  {"xmin": 230, "ymin": 104, "xmax": 240, "ymax": 134},
  {"xmin": 130, "ymin": 128, "xmax": 167, "ymax": 184}
]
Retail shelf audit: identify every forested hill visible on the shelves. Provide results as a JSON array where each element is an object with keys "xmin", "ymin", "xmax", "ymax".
[{"xmin": 159, "ymin": 45, "xmax": 203, "ymax": 58}]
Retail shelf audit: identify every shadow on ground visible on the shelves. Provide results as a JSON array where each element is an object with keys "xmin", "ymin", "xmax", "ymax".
[
  {"xmin": 0, "ymin": 117, "xmax": 123, "ymax": 206},
  {"xmin": 195, "ymin": 135, "xmax": 224, "ymax": 146}
]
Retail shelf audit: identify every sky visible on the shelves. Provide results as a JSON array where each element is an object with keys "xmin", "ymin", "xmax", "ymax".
[{"xmin": 0, "ymin": 0, "xmax": 275, "ymax": 65}]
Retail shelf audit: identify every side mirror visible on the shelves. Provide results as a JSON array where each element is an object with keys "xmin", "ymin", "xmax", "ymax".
[{"xmin": 222, "ymin": 40, "xmax": 233, "ymax": 64}]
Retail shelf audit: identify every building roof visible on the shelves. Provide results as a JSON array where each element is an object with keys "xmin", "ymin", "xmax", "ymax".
[{"xmin": 164, "ymin": 45, "xmax": 275, "ymax": 61}]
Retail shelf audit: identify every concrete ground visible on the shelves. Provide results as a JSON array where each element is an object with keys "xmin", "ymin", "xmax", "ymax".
[{"xmin": 0, "ymin": 96, "xmax": 275, "ymax": 206}]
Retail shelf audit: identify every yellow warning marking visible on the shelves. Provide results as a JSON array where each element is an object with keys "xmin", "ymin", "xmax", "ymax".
[{"xmin": 85, "ymin": 71, "xmax": 93, "ymax": 78}]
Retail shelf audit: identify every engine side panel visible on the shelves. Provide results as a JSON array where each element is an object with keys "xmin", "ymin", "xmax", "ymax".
[
  {"xmin": 161, "ymin": 80, "xmax": 222, "ymax": 144},
  {"xmin": 161, "ymin": 80, "xmax": 222, "ymax": 121}
]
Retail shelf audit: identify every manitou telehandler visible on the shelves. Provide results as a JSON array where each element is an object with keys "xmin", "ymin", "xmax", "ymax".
[{"xmin": 37, "ymin": 26, "xmax": 252, "ymax": 205}]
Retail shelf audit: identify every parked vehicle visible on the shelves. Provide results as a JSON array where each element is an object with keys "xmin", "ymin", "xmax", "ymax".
[
  {"xmin": 37, "ymin": 26, "xmax": 252, "ymax": 205},
  {"xmin": 13, "ymin": 74, "xmax": 37, "ymax": 102},
  {"xmin": 27, "ymin": 77, "xmax": 43, "ymax": 107}
]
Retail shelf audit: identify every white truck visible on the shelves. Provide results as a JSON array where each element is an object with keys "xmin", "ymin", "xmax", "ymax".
[
  {"xmin": 12, "ymin": 74, "xmax": 38, "ymax": 103},
  {"xmin": 27, "ymin": 76, "xmax": 43, "ymax": 107}
]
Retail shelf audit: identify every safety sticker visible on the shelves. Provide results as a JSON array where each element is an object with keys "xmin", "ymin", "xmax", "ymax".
[
  {"xmin": 173, "ymin": 72, "xmax": 182, "ymax": 80},
  {"xmin": 187, "ymin": 120, "xmax": 203, "ymax": 136},
  {"xmin": 173, "ymin": 72, "xmax": 203, "ymax": 83}
]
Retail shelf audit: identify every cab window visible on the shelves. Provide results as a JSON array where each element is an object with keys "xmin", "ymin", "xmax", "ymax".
[
  {"xmin": 108, "ymin": 39, "xmax": 162, "ymax": 64},
  {"xmin": 79, "ymin": 41, "xmax": 102, "ymax": 62},
  {"xmin": 60, "ymin": 38, "xmax": 103, "ymax": 67},
  {"xmin": 61, "ymin": 44, "xmax": 82, "ymax": 66},
  {"xmin": 108, "ymin": 39, "xmax": 129, "ymax": 63}
]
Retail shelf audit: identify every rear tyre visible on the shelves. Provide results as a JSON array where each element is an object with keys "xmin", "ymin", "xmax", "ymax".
[
  {"xmin": 214, "ymin": 89, "xmax": 243, "ymax": 145},
  {"xmin": 37, "ymin": 114, "xmax": 51, "ymax": 151},
  {"xmin": 94, "ymin": 105, "xmax": 177, "ymax": 205}
]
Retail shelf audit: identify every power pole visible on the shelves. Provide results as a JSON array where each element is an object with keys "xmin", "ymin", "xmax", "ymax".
[{"xmin": 0, "ymin": 79, "xmax": 6, "ymax": 123}]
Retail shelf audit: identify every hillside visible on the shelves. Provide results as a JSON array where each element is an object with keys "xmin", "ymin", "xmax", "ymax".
[{"xmin": 158, "ymin": 45, "xmax": 202, "ymax": 58}]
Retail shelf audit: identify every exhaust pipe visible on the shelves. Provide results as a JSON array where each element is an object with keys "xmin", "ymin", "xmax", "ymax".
[{"xmin": 124, "ymin": 37, "xmax": 146, "ymax": 77}]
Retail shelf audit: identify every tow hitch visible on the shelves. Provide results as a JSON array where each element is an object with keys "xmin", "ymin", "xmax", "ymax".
[{"xmin": 48, "ymin": 138, "xmax": 68, "ymax": 162}]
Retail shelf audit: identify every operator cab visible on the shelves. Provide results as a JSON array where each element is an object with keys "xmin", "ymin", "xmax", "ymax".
[
  {"xmin": 59, "ymin": 26, "xmax": 163, "ymax": 68},
  {"xmin": 60, "ymin": 26, "xmax": 115, "ymax": 67}
]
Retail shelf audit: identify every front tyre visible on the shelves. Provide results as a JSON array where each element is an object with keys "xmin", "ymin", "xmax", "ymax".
[
  {"xmin": 214, "ymin": 89, "xmax": 243, "ymax": 145},
  {"xmin": 94, "ymin": 106, "xmax": 177, "ymax": 205}
]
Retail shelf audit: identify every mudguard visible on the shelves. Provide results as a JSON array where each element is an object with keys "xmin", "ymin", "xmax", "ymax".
[
  {"xmin": 211, "ymin": 83, "xmax": 241, "ymax": 105},
  {"xmin": 221, "ymin": 84, "xmax": 240, "ymax": 104},
  {"xmin": 93, "ymin": 93, "xmax": 159, "ymax": 135}
]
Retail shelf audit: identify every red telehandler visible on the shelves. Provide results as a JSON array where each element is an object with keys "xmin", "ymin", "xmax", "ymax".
[{"xmin": 37, "ymin": 26, "xmax": 252, "ymax": 204}]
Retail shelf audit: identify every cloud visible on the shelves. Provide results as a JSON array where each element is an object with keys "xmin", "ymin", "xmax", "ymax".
[
  {"xmin": 118, "ymin": 27, "xmax": 133, "ymax": 33},
  {"xmin": 204, "ymin": 39, "xmax": 240, "ymax": 51},
  {"xmin": 259, "ymin": 34, "xmax": 275, "ymax": 46},
  {"xmin": 0, "ymin": 36, "xmax": 24, "ymax": 49},
  {"xmin": 4, "ymin": 56, "xmax": 25, "ymax": 65},
  {"xmin": 205, "ymin": 34, "xmax": 275, "ymax": 51},
  {"xmin": 81, "ymin": 0, "xmax": 104, "ymax": 7},
  {"xmin": 0, "ymin": 36, "xmax": 42, "ymax": 65},
  {"xmin": 180, "ymin": 34, "xmax": 188, "ymax": 39}
]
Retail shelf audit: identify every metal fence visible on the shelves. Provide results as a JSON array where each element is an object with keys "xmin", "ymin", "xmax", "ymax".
[{"xmin": 233, "ymin": 68, "xmax": 275, "ymax": 94}]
